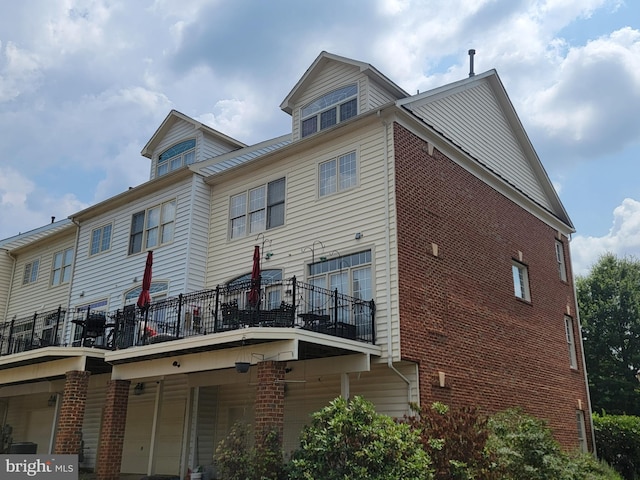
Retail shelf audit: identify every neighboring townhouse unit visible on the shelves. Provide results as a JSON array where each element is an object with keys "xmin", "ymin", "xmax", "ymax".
[{"xmin": 0, "ymin": 51, "xmax": 592, "ymax": 480}]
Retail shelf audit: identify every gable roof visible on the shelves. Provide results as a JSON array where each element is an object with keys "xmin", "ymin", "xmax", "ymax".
[
  {"xmin": 0, "ymin": 219, "xmax": 75, "ymax": 252},
  {"xmin": 280, "ymin": 51, "xmax": 409, "ymax": 114},
  {"xmin": 398, "ymin": 70, "xmax": 573, "ymax": 231},
  {"xmin": 141, "ymin": 109, "xmax": 246, "ymax": 158}
]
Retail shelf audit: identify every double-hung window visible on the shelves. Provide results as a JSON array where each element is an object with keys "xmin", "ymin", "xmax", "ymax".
[
  {"xmin": 51, "ymin": 247, "xmax": 73, "ymax": 286},
  {"xmin": 319, "ymin": 151, "xmax": 357, "ymax": 197},
  {"xmin": 129, "ymin": 199, "xmax": 177, "ymax": 254},
  {"xmin": 301, "ymin": 84, "xmax": 358, "ymax": 138},
  {"xmin": 565, "ymin": 316, "xmax": 578, "ymax": 369},
  {"xmin": 512, "ymin": 260, "xmax": 531, "ymax": 301},
  {"xmin": 23, "ymin": 259, "xmax": 39, "ymax": 285},
  {"xmin": 90, "ymin": 224, "xmax": 112, "ymax": 256},
  {"xmin": 555, "ymin": 240, "xmax": 567, "ymax": 281},
  {"xmin": 157, "ymin": 139, "xmax": 196, "ymax": 177},
  {"xmin": 229, "ymin": 178, "xmax": 285, "ymax": 239}
]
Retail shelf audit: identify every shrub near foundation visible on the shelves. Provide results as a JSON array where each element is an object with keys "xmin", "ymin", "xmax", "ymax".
[{"xmin": 287, "ymin": 396, "xmax": 433, "ymax": 480}]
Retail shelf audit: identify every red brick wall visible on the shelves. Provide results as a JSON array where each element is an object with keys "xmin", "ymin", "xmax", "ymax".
[
  {"xmin": 54, "ymin": 370, "xmax": 90, "ymax": 455},
  {"xmin": 255, "ymin": 361, "xmax": 285, "ymax": 446},
  {"xmin": 393, "ymin": 122, "xmax": 592, "ymax": 451},
  {"xmin": 96, "ymin": 379, "xmax": 130, "ymax": 480}
]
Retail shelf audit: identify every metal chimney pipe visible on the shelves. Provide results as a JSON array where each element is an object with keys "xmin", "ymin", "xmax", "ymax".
[{"xmin": 468, "ymin": 49, "xmax": 476, "ymax": 77}]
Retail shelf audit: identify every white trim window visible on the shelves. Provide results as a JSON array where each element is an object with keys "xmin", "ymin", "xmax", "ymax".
[
  {"xmin": 23, "ymin": 259, "xmax": 40, "ymax": 285},
  {"xmin": 301, "ymin": 84, "xmax": 358, "ymax": 138},
  {"xmin": 555, "ymin": 240, "xmax": 567, "ymax": 282},
  {"xmin": 319, "ymin": 151, "xmax": 357, "ymax": 197},
  {"xmin": 157, "ymin": 139, "xmax": 196, "ymax": 177},
  {"xmin": 129, "ymin": 199, "xmax": 177, "ymax": 254},
  {"xmin": 576, "ymin": 410, "xmax": 588, "ymax": 453},
  {"xmin": 308, "ymin": 250, "xmax": 372, "ymax": 321},
  {"xmin": 229, "ymin": 178, "xmax": 285, "ymax": 239},
  {"xmin": 565, "ymin": 316, "xmax": 578, "ymax": 369},
  {"xmin": 51, "ymin": 247, "xmax": 73, "ymax": 286},
  {"xmin": 90, "ymin": 224, "xmax": 112, "ymax": 256},
  {"xmin": 512, "ymin": 260, "xmax": 531, "ymax": 301}
]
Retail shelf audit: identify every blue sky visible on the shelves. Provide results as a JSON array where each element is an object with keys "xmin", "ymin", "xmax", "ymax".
[{"xmin": 0, "ymin": 0, "xmax": 638, "ymax": 276}]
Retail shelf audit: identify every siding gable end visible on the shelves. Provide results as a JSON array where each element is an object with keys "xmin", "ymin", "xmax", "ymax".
[{"xmin": 401, "ymin": 72, "xmax": 572, "ymax": 228}]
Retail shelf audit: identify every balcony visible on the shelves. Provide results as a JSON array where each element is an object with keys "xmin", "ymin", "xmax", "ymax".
[{"xmin": 0, "ymin": 277, "xmax": 375, "ymax": 357}]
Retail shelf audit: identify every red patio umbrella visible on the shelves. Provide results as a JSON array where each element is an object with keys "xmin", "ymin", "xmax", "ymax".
[
  {"xmin": 248, "ymin": 245, "xmax": 261, "ymax": 308},
  {"xmin": 137, "ymin": 250, "xmax": 153, "ymax": 309}
]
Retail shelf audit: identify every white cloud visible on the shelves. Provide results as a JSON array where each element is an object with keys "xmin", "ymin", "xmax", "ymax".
[
  {"xmin": 0, "ymin": 166, "xmax": 87, "ymax": 239},
  {"xmin": 524, "ymin": 27, "xmax": 640, "ymax": 160},
  {"xmin": 570, "ymin": 198, "xmax": 640, "ymax": 276}
]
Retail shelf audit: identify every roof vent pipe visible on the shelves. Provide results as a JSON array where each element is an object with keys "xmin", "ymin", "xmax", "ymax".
[
  {"xmin": 51, "ymin": 216, "xmax": 55, "ymax": 224},
  {"xmin": 468, "ymin": 49, "xmax": 476, "ymax": 77}
]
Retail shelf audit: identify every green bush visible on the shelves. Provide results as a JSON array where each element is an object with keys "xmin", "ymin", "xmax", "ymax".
[
  {"xmin": 486, "ymin": 408, "xmax": 571, "ymax": 480},
  {"xmin": 404, "ymin": 402, "xmax": 491, "ymax": 479},
  {"xmin": 214, "ymin": 422, "xmax": 285, "ymax": 480},
  {"xmin": 593, "ymin": 413, "xmax": 640, "ymax": 480},
  {"xmin": 486, "ymin": 408, "xmax": 622, "ymax": 480},
  {"xmin": 287, "ymin": 395, "xmax": 433, "ymax": 480}
]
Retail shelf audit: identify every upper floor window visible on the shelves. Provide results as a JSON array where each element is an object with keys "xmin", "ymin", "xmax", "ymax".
[
  {"xmin": 157, "ymin": 139, "xmax": 196, "ymax": 177},
  {"xmin": 90, "ymin": 224, "xmax": 112, "ymax": 256},
  {"xmin": 51, "ymin": 248, "xmax": 73, "ymax": 286},
  {"xmin": 23, "ymin": 259, "xmax": 39, "ymax": 285},
  {"xmin": 512, "ymin": 260, "xmax": 531, "ymax": 301},
  {"xmin": 319, "ymin": 151, "xmax": 357, "ymax": 197},
  {"xmin": 555, "ymin": 240, "xmax": 567, "ymax": 282},
  {"xmin": 301, "ymin": 84, "xmax": 358, "ymax": 138},
  {"xmin": 229, "ymin": 178, "xmax": 285, "ymax": 239},
  {"xmin": 565, "ymin": 315, "xmax": 578, "ymax": 369},
  {"xmin": 129, "ymin": 199, "xmax": 177, "ymax": 254}
]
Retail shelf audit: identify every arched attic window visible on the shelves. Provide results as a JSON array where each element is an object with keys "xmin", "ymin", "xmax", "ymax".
[
  {"xmin": 301, "ymin": 84, "xmax": 357, "ymax": 138},
  {"xmin": 157, "ymin": 139, "xmax": 196, "ymax": 177}
]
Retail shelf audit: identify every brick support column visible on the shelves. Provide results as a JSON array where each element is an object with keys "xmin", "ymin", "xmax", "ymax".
[
  {"xmin": 54, "ymin": 370, "xmax": 90, "ymax": 455},
  {"xmin": 96, "ymin": 379, "xmax": 130, "ymax": 480},
  {"xmin": 254, "ymin": 361, "xmax": 285, "ymax": 447}
]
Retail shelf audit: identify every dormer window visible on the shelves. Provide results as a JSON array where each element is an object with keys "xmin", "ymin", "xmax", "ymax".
[
  {"xmin": 157, "ymin": 139, "xmax": 196, "ymax": 177},
  {"xmin": 301, "ymin": 84, "xmax": 357, "ymax": 138}
]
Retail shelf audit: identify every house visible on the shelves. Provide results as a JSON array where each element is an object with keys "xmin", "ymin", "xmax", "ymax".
[{"xmin": 0, "ymin": 51, "xmax": 592, "ymax": 480}]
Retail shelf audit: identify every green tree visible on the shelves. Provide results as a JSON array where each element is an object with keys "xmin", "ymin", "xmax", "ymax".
[{"xmin": 577, "ymin": 253, "xmax": 640, "ymax": 415}]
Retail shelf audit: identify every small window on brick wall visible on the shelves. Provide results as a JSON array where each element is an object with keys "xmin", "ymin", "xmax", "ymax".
[
  {"xmin": 512, "ymin": 260, "xmax": 531, "ymax": 301},
  {"xmin": 556, "ymin": 240, "xmax": 567, "ymax": 282},
  {"xmin": 565, "ymin": 316, "xmax": 578, "ymax": 369}
]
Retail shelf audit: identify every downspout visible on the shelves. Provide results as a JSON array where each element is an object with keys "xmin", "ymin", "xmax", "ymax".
[
  {"xmin": 378, "ymin": 110, "xmax": 412, "ymax": 407},
  {"xmin": 65, "ymin": 219, "xmax": 82, "ymax": 345},
  {"xmin": 569, "ymin": 243, "xmax": 597, "ymax": 457}
]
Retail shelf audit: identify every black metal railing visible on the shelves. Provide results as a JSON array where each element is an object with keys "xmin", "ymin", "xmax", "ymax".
[
  {"xmin": 0, "ymin": 277, "xmax": 375, "ymax": 356},
  {"xmin": 0, "ymin": 307, "xmax": 65, "ymax": 355}
]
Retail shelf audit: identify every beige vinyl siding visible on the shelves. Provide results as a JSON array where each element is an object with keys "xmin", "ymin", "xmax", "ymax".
[
  {"xmin": 4, "ymin": 392, "xmax": 56, "ymax": 453},
  {"xmin": 150, "ymin": 120, "xmax": 240, "ymax": 180},
  {"xmin": 291, "ymin": 62, "xmax": 363, "ymax": 141},
  {"xmin": 0, "ymin": 253, "xmax": 15, "ymax": 322},
  {"xmin": 65, "ymin": 176, "xmax": 208, "ymax": 345},
  {"xmin": 120, "ymin": 375, "xmax": 189, "ymax": 475},
  {"xmin": 80, "ymin": 373, "xmax": 110, "ymax": 469},
  {"xmin": 150, "ymin": 120, "xmax": 198, "ymax": 180},
  {"xmin": 5, "ymin": 231, "xmax": 75, "ymax": 321},
  {"xmin": 184, "ymin": 178, "xmax": 211, "ymax": 292},
  {"xmin": 405, "ymin": 81, "xmax": 551, "ymax": 210},
  {"xmin": 199, "ymin": 132, "xmax": 240, "ymax": 163},
  {"xmin": 366, "ymin": 78, "xmax": 398, "ymax": 109},
  {"xmin": 207, "ymin": 122, "xmax": 399, "ymax": 361}
]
